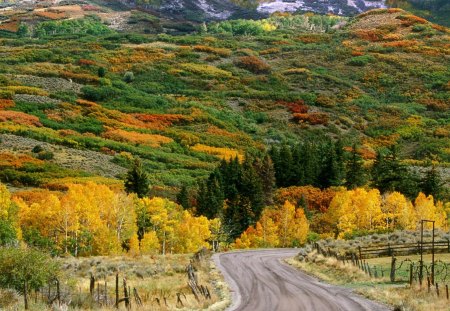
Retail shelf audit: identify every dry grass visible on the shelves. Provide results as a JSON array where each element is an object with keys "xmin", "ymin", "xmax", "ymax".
[
  {"xmin": 287, "ymin": 251, "xmax": 450, "ymax": 311},
  {"xmin": 3, "ymin": 253, "xmax": 226, "ymax": 311}
]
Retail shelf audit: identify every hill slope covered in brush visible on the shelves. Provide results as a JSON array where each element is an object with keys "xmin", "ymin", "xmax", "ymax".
[{"xmin": 0, "ymin": 7, "xmax": 448, "ymax": 197}]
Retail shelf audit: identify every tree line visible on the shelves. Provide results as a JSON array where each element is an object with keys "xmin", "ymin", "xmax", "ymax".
[{"xmin": 179, "ymin": 141, "xmax": 447, "ymax": 240}]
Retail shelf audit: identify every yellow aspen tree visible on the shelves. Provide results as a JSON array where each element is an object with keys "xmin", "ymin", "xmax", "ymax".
[
  {"xmin": 291, "ymin": 208, "xmax": 309, "ymax": 246},
  {"xmin": 209, "ymin": 218, "xmax": 222, "ymax": 251},
  {"xmin": 382, "ymin": 192, "xmax": 415, "ymax": 230},
  {"xmin": 414, "ymin": 193, "xmax": 447, "ymax": 229},
  {"xmin": 0, "ymin": 183, "xmax": 11, "ymax": 219},
  {"xmin": 174, "ymin": 211, "xmax": 210, "ymax": 253},
  {"xmin": 140, "ymin": 231, "xmax": 159, "ymax": 255},
  {"xmin": 351, "ymin": 188, "xmax": 382, "ymax": 231},
  {"xmin": 128, "ymin": 233, "xmax": 140, "ymax": 256},
  {"xmin": 139, "ymin": 197, "xmax": 179, "ymax": 255},
  {"xmin": 234, "ymin": 231, "xmax": 251, "ymax": 249},
  {"xmin": 255, "ymin": 210, "xmax": 279, "ymax": 247},
  {"xmin": 327, "ymin": 190, "xmax": 355, "ymax": 238}
]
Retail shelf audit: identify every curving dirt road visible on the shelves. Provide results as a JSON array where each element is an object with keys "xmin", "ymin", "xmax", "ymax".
[{"xmin": 214, "ymin": 249, "xmax": 390, "ymax": 311}]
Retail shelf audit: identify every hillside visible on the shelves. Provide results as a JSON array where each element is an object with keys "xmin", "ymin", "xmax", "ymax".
[{"xmin": 0, "ymin": 7, "xmax": 448, "ymax": 198}]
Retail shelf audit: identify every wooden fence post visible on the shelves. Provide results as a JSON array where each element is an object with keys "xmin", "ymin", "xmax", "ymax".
[
  {"xmin": 56, "ymin": 279, "xmax": 61, "ymax": 306},
  {"xmin": 90, "ymin": 274, "xmax": 95, "ymax": 296},
  {"xmin": 436, "ymin": 283, "xmax": 439, "ymax": 297},
  {"xmin": 358, "ymin": 246, "xmax": 362, "ymax": 261},
  {"xmin": 24, "ymin": 280, "xmax": 29, "ymax": 310},
  {"xmin": 409, "ymin": 263, "xmax": 413, "ymax": 286},
  {"xmin": 446, "ymin": 284, "xmax": 449, "ymax": 300},
  {"xmin": 115, "ymin": 273, "xmax": 119, "ymax": 308},
  {"xmin": 427, "ymin": 276, "xmax": 431, "ymax": 293},
  {"xmin": 390, "ymin": 257, "xmax": 396, "ymax": 283}
]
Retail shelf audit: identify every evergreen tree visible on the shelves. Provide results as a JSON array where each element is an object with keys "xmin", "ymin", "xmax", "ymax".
[
  {"xmin": 302, "ymin": 142, "xmax": 320, "ymax": 186},
  {"xmin": 421, "ymin": 165, "xmax": 444, "ymax": 200},
  {"xmin": 196, "ymin": 170, "xmax": 223, "ymax": 219},
  {"xmin": 277, "ymin": 145, "xmax": 293, "ymax": 187},
  {"xmin": 292, "ymin": 144, "xmax": 304, "ymax": 186},
  {"xmin": 371, "ymin": 146, "xmax": 419, "ymax": 198},
  {"xmin": 254, "ymin": 154, "xmax": 276, "ymax": 205},
  {"xmin": 240, "ymin": 156, "xmax": 264, "ymax": 220},
  {"xmin": 124, "ymin": 158, "xmax": 150, "ymax": 198},
  {"xmin": 319, "ymin": 140, "xmax": 344, "ymax": 188},
  {"xmin": 345, "ymin": 144, "xmax": 366, "ymax": 189},
  {"xmin": 176, "ymin": 185, "xmax": 190, "ymax": 209}
]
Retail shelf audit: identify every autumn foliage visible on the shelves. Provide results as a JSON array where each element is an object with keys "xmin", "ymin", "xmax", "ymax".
[{"xmin": 234, "ymin": 56, "xmax": 271, "ymax": 74}]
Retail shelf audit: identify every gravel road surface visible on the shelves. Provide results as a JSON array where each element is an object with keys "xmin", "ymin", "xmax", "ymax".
[{"xmin": 214, "ymin": 249, "xmax": 390, "ymax": 311}]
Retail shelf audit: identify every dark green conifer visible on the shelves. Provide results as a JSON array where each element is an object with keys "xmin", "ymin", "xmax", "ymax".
[{"xmin": 124, "ymin": 158, "xmax": 150, "ymax": 198}]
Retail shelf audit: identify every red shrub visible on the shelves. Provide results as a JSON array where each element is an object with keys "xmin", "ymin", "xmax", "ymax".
[
  {"xmin": 234, "ymin": 56, "xmax": 271, "ymax": 74},
  {"xmin": 293, "ymin": 113, "xmax": 329, "ymax": 125},
  {"xmin": 278, "ymin": 100, "xmax": 309, "ymax": 114}
]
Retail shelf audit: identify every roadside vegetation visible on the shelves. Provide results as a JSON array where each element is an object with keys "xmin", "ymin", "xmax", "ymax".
[{"xmin": 288, "ymin": 242, "xmax": 450, "ymax": 311}]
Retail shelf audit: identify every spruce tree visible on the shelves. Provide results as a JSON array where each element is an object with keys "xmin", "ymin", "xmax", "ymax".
[
  {"xmin": 421, "ymin": 166, "xmax": 444, "ymax": 200},
  {"xmin": 277, "ymin": 145, "xmax": 293, "ymax": 187},
  {"xmin": 345, "ymin": 144, "xmax": 366, "ymax": 189},
  {"xmin": 196, "ymin": 171, "xmax": 224, "ymax": 219},
  {"xmin": 254, "ymin": 154, "xmax": 276, "ymax": 205},
  {"xmin": 177, "ymin": 185, "xmax": 190, "ymax": 209},
  {"xmin": 124, "ymin": 158, "xmax": 150, "ymax": 198},
  {"xmin": 371, "ymin": 146, "xmax": 419, "ymax": 198}
]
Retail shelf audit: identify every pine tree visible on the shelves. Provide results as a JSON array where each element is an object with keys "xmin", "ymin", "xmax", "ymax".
[
  {"xmin": 177, "ymin": 185, "xmax": 190, "ymax": 209},
  {"xmin": 277, "ymin": 145, "xmax": 293, "ymax": 187},
  {"xmin": 421, "ymin": 166, "xmax": 444, "ymax": 200},
  {"xmin": 345, "ymin": 144, "xmax": 366, "ymax": 189},
  {"xmin": 196, "ymin": 171, "xmax": 224, "ymax": 219},
  {"xmin": 292, "ymin": 144, "xmax": 304, "ymax": 186},
  {"xmin": 319, "ymin": 141, "xmax": 343, "ymax": 188},
  {"xmin": 371, "ymin": 146, "xmax": 419, "ymax": 198},
  {"xmin": 124, "ymin": 158, "xmax": 150, "ymax": 198},
  {"xmin": 254, "ymin": 154, "xmax": 276, "ymax": 205}
]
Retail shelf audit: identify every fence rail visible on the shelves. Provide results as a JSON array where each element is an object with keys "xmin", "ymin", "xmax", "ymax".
[{"xmin": 314, "ymin": 239, "xmax": 450, "ymax": 260}]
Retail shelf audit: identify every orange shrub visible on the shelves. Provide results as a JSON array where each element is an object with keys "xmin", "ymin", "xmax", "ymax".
[
  {"xmin": 78, "ymin": 59, "xmax": 96, "ymax": 66},
  {"xmin": 296, "ymin": 34, "xmax": 329, "ymax": 44},
  {"xmin": 0, "ymin": 99, "xmax": 15, "ymax": 110},
  {"xmin": 431, "ymin": 24, "xmax": 448, "ymax": 33},
  {"xmin": 420, "ymin": 98, "xmax": 449, "ymax": 111},
  {"xmin": 278, "ymin": 100, "xmax": 308, "ymax": 114},
  {"xmin": 275, "ymin": 186, "xmax": 337, "ymax": 212},
  {"xmin": 353, "ymin": 30, "xmax": 384, "ymax": 42},
  {"xmin": 102, "ymin": 128, "xmax": 173, "ymax": 147},
  {"xmin": 0, "ymin": 152, "xmax": 43, "ymax": 168},
  {"xmin": 0, "ymin": 111, "xmax": 42, "ymax": 126},
  {"xmin": 76, "ymin": 99, "xmax": 99, "ymax": 108},
  {"xmin": 292, "ymin": 112, "xmax": 329, "ymax": 125},
  {"xmin": 59, "ymin": 71, "xmax": 99, "ymax": 83},
  {"xmin": 193, "ymin": 45, "xmax": 231, "ymax": 57},
  {"xmin": 351, "ymin": 50, "xmax": 365, "ymax": 56},
  {"xmin": 234, "ymin": 56, "xmax": 271, "ymax": 74},
  {"xmin": 0, "ymin": 21, "xmax": 20, "ymax": 33},
  {"xmin": 383, "ymin": 33, "xmax": 402, "ymax": 41},
  {"xmin": 259, "ymin": 48, "xmax": 280, "ymax": 55},
  {"xmin": 35, "ymin": 11, "xmax": 66, "ymax": 20},
  {"xmin": 396, "ymin": 14, "xmax": 428, "ymax": 26},
  {"xmin": 383, "ymin": 40, "xmax": 419, "ymax": 48}
]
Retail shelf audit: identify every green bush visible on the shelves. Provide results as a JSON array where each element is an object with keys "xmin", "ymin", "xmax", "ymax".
[{"xmin": 348, "ymin": 55, "xmax": 376, "ymax": 66}]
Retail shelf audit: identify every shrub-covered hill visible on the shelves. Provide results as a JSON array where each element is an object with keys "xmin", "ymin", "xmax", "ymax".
[{"xmin": 0, "ymin": 9, "xmax": 448, "ymax": 195}]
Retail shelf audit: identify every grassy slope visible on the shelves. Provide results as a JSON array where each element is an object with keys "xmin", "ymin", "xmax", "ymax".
[{"xmin": 0, "ymin": 8, "xmax": 448, "ymax": 195}]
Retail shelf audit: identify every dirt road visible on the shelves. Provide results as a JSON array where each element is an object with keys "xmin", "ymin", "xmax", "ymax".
[{"xmin": 214, "ymin": 249, "xmax": 390, "ymax": 311}]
